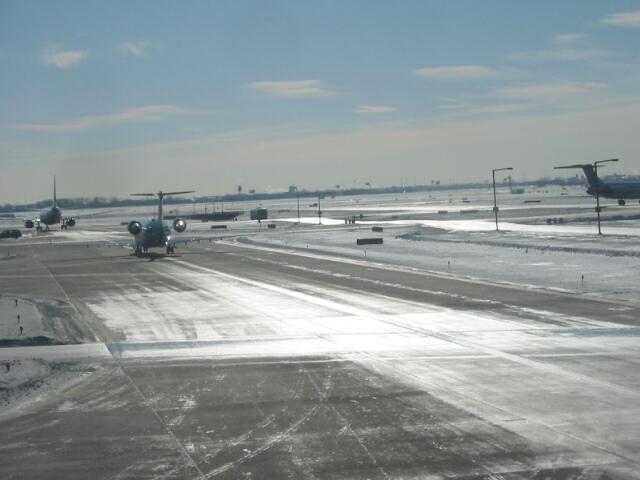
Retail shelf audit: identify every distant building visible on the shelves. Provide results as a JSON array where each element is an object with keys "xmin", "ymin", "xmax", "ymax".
[{"xmin": 250, "ymin": 208, "xmax": 268, "ymax": 221}]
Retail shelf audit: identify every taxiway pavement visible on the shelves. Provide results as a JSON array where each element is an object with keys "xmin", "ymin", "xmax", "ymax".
[{"xmin": 1, "ymin": 239, "xmax": 639, "ymax": 479}]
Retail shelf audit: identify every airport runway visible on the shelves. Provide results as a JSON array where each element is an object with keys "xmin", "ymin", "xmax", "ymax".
[{"xmin": 1, "ymin": 239, "xmax": 640, "ymax": 479}]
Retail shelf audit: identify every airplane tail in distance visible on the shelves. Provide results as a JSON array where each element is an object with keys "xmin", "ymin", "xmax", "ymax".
[
  {"xmin": 580, "ymin": 165, "xmax": 600, "ymax": 189},
  {"xmin": 130, "ymin": 190, "xmax": 195, "ymax": 222},
  {"xmin": 554, "ymin": 164, "xmax": 603, "ymax": 190}
]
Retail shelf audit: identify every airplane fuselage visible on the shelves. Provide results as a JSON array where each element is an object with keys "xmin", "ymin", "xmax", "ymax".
[
  {"xmin": 127, "ymin": 190, "xmax": 192, "ymax": 255},
  {"xmin": 133, "ymin": 219, "xmax": 172, "ymax": 249},
  {"xmin": 587, "ymin": 182, "xmax": 640, "ymax": 200},
  {"xmin": 39, "ymin": 206, "xmax": 61, "ymax": 226},
  {"xmin": 555, "ymin": 163, "xmax": 639, "ymax": 205}
]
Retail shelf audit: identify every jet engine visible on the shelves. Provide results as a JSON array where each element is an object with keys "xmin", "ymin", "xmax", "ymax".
[
  {"xmin": 173, "ymin": 218, "xmax": 187, "ymax": 233},
  {"xmin": 24, "ymin": 220, "xmax": 34, "ymax": 229},
  {"xmin": 127, "ymin": 220, "xmax": 143, "ymax": 235}
]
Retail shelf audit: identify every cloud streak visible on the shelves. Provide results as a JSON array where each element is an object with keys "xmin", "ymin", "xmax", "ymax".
[
  {"xmin": 535, "ymin": 47, "xmax": 611, "ymax": 62},
  {"xmin": 9, "ymin": 105, "xmax": 199, "ymax": 132},
  {"xmin": 355, "ymin": 105, "xmax": 397, "ymax": 114},
  {"xmin": 601, "ymin": 11, "xmax": 640, "ymax": 27},
  {"xmin": 42, "ymin": 44, "xmax": 88, "ymax": 69},
  {"xmin": 553, "ymin": 33, "xmax": 585, "ymax": 44},
  {"xmin": 437, "ymin": 98, "xmax": 529, "ymax": 116},
  {"xmin": 121, "ymin": 40, "xmax": 150, "ymax": 56},
  {"xmin": 495, "ymin": 82, "xmax": 608, "ymax": 100},
  {"xmin": 509, "ymin": 33, "xmax": 615, "ymax": 63},
  {"xmin": 246, "ymin": 80, "xmax": 331, "ymax": 98},
  {"xmin": 413, "ymin": 65, "xmax": 500, "ymax": 79}
]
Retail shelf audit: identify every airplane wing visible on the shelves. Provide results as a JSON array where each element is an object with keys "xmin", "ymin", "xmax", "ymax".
[{"xmin": 168, "ymin": 233, "xmax": 246, "ymax": 247}]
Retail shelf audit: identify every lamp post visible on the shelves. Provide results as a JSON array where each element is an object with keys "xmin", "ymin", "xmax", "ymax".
[
  {"xmin": 593, "ymin": 158, "xmax": 618, "ymax": 235},
  {"xmin": 296, "ymin": 189, "xmax": 300, "ymax": 224},
  {"xmin": 317, "ymin": 194, "xmax": 321, "ymax": 225},
  {"xmin": 492, "ymin": 167, "xmax": 513, "ymax": 231}
]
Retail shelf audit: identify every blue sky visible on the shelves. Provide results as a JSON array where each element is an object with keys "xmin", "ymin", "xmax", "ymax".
[{"xmin": 1, "ymin": 1, "xmax": 639, "ymax": 202}]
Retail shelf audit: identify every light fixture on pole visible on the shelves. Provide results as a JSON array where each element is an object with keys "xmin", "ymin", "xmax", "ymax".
[
  {"xmin": 593, "ymin": 158, "xmax": 618, "ymax": 235},
  {"xmin": 492, "ymin": 167, "xmax": 513, "ymax": 232}
]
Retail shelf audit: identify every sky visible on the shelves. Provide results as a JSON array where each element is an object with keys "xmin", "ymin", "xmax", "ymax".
[{"xmin": 1, "ymin": 0, "xmax": 639, "ymax": 203}]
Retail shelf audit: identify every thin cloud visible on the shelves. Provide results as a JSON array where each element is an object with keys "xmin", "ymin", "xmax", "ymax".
[
  {"xmin": 495, "ymin": 82, "xmax": 608, "ymax": 100},
  {"xmin": 121, "ymin": 40, "xmax": 150, "ymax": 56},
  {"xmin": 10, "ymin": 105, "xmax": 199, "ymax": 132},
  {"xmin": 601, "ymin": 11, "xmax": 640, "ymax": 27},
  {"xmin": 467, "ymin": 104, "xmax": 529, "ymax": 115},
  {"xmin": 355, "ymin": 105, "xmax": 397, "ymax": 114},
  {"xmin": 246, "ymin": 80, "xmax": 331, "ymax": 98},
  {"xmin": 535, "ymin": 48, "xmax": 611, "ymax": 62},
  {"xmin": 437, "ymin": 97, "xmax": 472, "ymax": 110},
  {"xmin": 553, "ymin": 33, "xmax": 585, "ymax": 44},
  {"xmin": 437, "ymin": 98, "xmax": 529, "ymax": 116},
  {"xmin": 413, "ymin": 65, "xmax": 500, "ymax": 79},
  {"xmin": 509, "ymin": 33, "xmax": 613, "ymax": 63},
  {"xmin": 42, "ymin": 44, "xmax": 88, "ymax": 69}
]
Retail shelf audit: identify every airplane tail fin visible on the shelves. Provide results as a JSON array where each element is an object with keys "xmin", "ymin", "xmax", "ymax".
[
  {"xmin": 554, "ymin": 164, "xmax": 603, "ymax": 190},
  {"xmin": 130, "ymin": 190, "xmax": 194, "ymax": 222},
  {"xmin": 579, "ymin": 165, "xmax": 601, "ymax": 189}
]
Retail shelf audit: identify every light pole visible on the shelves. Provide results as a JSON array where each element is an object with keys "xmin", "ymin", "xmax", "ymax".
[
  {"xmin": 492, "ymin": 167, "xmax": 513, "ymax": 231},
  {"xmin": 593, "ymin": 158, "xmax": 618, "ymax": 235},
  {"xmin": 296, "ymin": 189, "xmax": 300, "ymax": 224},
  {"xmin": 317, "ymin": 194, "xmax": 322, "ymax": 225}
]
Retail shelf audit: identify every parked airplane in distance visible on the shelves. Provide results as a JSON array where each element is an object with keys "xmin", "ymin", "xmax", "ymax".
[
  {"xmin": 127, "ymin": 190, "xmax": 194, "ymax": 255},
  {"xmin": 555, "ymin": 162, "xmax": 640, "ymax": 206},
  {"xmin": 24, "ymin": 176, "xmax": 76, "ymax": 230}
]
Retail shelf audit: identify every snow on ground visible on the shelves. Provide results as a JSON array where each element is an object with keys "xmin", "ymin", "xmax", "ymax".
[
  {"xmin": 0, "ymin": 296, "xmax": 41, "ymax": 342},
  {"xmin": 384, "ymin": 218, "xmax": 640, "ymax": 236},
  {"xmin": 242, "ymin": 221, "xmax": 640, "ymax": 304},
  {"xmin": 83, "ymin": 256, "xmax": 639, "ymax": 363},
  {"xmin": 0, "ymin": 358, "xmax": 100, "ymax": 415}
]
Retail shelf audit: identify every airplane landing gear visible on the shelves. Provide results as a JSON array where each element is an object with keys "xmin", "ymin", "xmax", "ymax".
[
  {"xmin": 166, "ymin": 245, "xmax": 175, "ymax": 254},
  {"xmin": 618, "ymin": 199, "xmax": 626, "ymax": 206}
]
